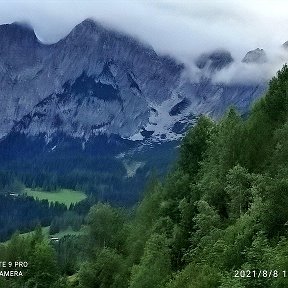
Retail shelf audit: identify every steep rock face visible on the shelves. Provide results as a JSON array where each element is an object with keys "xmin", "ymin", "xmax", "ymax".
[
  {"xmin": 0, "ymin": 19, "xmax": 185, "ymax": 141},
  {"xmin": 0, "ymin": 19, "xmax": 269, "ymax": 144},
  {"xmin": 0, "ymin": 22, "xmax": 41, "ymax": 67},
  {"xmin": 190, "ymin": 49, "xmax": 266, "ymax": 117},
  {"xmin": 13, "ymin": 71, "xmax": 146, "ymax": 140},
  {"xmin": 242, "ymin": 48, "xmax": 267, "ymax": 64},
  {"xmin": 0, "ymin": 22, "xmax": 48, "ymax": 138},
  {"xmin": 180, "ymin": 81, "xmax": 265, "ymax": 118},
  {"xmin": 282, "ymin": 41, "xmax": 288, "ymax": 49},
  {"xmin": 195, "ymin": 49, "xmax": 233, "ymax": 72}
]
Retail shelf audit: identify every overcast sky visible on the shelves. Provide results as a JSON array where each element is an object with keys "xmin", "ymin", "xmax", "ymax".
[{"xmin": 1, "ymin": 0, "xmax": 288, "ymax": 82}]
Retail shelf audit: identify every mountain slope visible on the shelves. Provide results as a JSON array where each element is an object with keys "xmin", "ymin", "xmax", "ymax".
[{"xmin": 0, "ymin": 19, "xmax": 269, "ymax": 145}]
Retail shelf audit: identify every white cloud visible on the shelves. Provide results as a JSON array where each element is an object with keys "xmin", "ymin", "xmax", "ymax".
[{"xmin": 0, "ymin": 0, "xmax": 288, "ymax": 83}]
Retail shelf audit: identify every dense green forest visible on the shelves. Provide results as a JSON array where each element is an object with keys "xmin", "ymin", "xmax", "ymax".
[
  {"xmin": 0, "ymin": 137, "xmax": 177, "ymax": 205},
  {"xmin": 0, "ymin": 172, "xmax": 91, "ymax": 241},
  {"xmin": 0, "ymin": 194, "xmax": 67, "ymax": 242},
  {"xmin": 3, "ymin": 65, "xmax": 288, "ymax": 287}
]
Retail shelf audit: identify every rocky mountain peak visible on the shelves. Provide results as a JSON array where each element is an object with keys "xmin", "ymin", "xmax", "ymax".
[
  {"xmin": 282, "ymin": 41, "xmax": 288, "ymax": 49},
  {"xmin": 0, "ymin": 22, "xmax": 38, "ymax": 45},
  {"xmin": 0, "ymin": 19, "xmax": 268, "ymax": 144},
  {"xmin": 195, "ymin": 49, "xmax": 233, "ymax": 71},
  {"xmin": 0, "ymin": 22, "xmax": 42, "ymax": 69},
  {"xmin": 64, "ymin": 18, "xmax": 105, "ymax": 40},
  {"xmin": 242, "ymin": 48, "xmax": 267, "ymax": 64}
]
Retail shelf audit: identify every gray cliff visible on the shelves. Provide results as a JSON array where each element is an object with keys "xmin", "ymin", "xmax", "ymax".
[{"xmin": 0, "ymin": 19, "xmax": 268, "ymax": 143}]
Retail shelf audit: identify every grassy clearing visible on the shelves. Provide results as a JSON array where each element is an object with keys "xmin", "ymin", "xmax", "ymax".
[
  {"xmin": 25, "ymin": 188, "xmax": 87, "ymax": 207},
  {"xmin": 1, "ymin": 226, "xmax": 88, "ymax": 244},
  {"xmin": 52, "ymin": 226, "xmax": 88, "ymax": 239}
]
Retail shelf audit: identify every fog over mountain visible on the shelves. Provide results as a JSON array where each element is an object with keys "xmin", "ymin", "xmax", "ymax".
[
  {"xmin": 1, "ymin": 0, "xmax": 288, "ymax": 84},
  {"xmin": 0, "ymin": 17, "xmax": 269, "ymax": 147}
]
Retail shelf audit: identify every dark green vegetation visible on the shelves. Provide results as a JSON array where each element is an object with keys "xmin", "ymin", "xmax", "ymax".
[
  {"xmin": 0, "ymin": 178, "xmax": 90, "ymax": 242},
  {"xmin": 0, "ymin": 133, "xmax": 177, "ymax": 205},
  {"xmin": 3, "ymin": 65, "xmax": 288, "ymax": 287},
  {"xmin": 0, "ymin": 194, "xmax": 67, "ymax": 242},
  {"xmin": 0, "ymin": 136, "xmax": 176, "ymax": 241}
]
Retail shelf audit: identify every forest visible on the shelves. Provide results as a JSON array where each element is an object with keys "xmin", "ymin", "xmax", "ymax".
[
  {"xmin": 0, "ymin": 134, "xmax": 177, "ymax": 205},
  {"xmin": 2, "ymin": 64, "xmax": 288, "ymax": 287}
]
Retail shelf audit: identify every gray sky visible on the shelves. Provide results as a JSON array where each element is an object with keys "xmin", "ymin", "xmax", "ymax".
[{"xmin": 1, "ymin": 0, "xmax": 288, "ymax": 82}]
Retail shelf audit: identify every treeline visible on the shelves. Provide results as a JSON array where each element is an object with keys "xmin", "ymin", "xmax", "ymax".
[
  {"xmin": 0, "ymin": 187, "xmax": 96, "ymax": 242},
  {"xmin": 1, "ymin": 159, "xmax": 149, "ymax": 205},
  {"xmin": 72, "ymin": 64, "xmax": 288, "ymax": 287},
  {"xmin": 0, "ymin": 194, "xmax": 67, "ymax": 242},
  {"xmin": 0, "ymin": 171, "xmax": 93, "ymax": 241},
  {"xmin": 49, "ymin": 211, "xmax": 84, "ymax": 234},
  {"xmin": 0, "ymin": 135, "xmax": 177, "ymax": 206},
  {"xmin": 0, "ymin": 171, "xmax": 25, "ymax": 194},
  {"xmin": 0, "ymin": 171, "xmax": 93, "ymax": 242}
]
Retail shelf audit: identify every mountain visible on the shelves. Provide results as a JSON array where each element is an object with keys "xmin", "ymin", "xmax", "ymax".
[
  {"xmin": 195, "ymin": 49, "xmax": 233, "ymax": 71},
  {"xmin": 0, "ymin": 20, "xmax": 177, "ymax": 142},
  {"xmin": 0, "ymin": 19, "xmax": 278, "ymax": 202},
  {"xmin": 282, "ymin": 41, "xmax": 288, "ymax": 49},
  {"xmin": 242, "ymin": 48, "xmax": 267, "ymax": 63},
  {"xmin": 0, "ymin": 19, "xmax": 269, "ymax": 146}
]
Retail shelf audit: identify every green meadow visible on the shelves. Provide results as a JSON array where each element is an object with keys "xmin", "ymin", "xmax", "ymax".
[{"xmin": 25, "ymin": 188, "xmax": 87, "ymax": 207}]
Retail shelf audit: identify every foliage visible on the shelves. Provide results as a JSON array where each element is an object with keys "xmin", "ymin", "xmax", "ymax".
[{"xmin": 6, "ymin": 64, "xmax": 288, "ymax": 287}]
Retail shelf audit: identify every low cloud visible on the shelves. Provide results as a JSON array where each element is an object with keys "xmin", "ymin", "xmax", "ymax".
[
  {"xmin": 1, "ymin": 0, "xmax": 288, "ymax": 83},
  {"xmin": 212, "ymin": 47, "xmax": 288, "ymax": 84}
]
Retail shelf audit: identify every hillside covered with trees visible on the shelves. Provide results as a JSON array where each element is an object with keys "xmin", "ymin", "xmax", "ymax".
[{"xmin": 2, "ymin": 65, "xmax": 288, "ymax": 287}]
